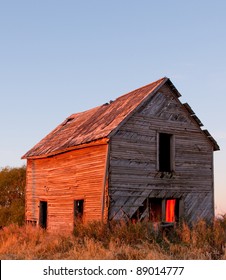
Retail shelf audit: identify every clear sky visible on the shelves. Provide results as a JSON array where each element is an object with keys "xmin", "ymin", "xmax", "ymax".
[{"xmin": 0, "ymin": 0, "xmax": 225, "ymax": 215}]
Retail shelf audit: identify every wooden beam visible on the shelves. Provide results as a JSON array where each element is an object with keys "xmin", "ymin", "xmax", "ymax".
[
  {"xmin": 162, "ymin": 199, "xmax": 166, "ymax": 222},
  {"xmin": 101, "ymin": 143, "xmax": 110, "ymax": 222}
]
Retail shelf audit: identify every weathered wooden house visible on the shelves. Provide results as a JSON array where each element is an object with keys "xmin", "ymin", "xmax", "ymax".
[{"xmin": 22, "ymin": 77, "xmax": 219, "ymax": 232}]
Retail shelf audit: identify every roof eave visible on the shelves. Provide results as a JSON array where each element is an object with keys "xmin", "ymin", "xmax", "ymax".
[
  {"xmin": 202, "ymin": 129, "xmax": 220, "ymax": 151},
  {"xmin": 21, "ymin": 137, "xmax": 109, "ymax": 160}
]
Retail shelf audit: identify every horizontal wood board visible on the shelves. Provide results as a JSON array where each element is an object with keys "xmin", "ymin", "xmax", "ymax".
[
  {"xmin": 26, "ymin": 144, "xmax": 108, "ymax": 232},
  {"xmin": 109, "ymin": 84, "xmax": 214, "ymax": 223}
]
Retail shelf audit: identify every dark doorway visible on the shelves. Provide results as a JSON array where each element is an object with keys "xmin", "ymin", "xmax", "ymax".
[
  {"xmin": 74, "ymin": 200, "xmax": 84, "ymax": 222},
  {"xmin": 39, "ymin": 201, "xmax": 47, "ymax": 229},
  {"xmin": 149, "ymin": 198, "xmax": 162, "ymax": 222}
]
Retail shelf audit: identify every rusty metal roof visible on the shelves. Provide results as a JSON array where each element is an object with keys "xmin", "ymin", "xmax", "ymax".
[{"xmin": 22, "ymin": 76, "xmax": 219, "ymax": 159}]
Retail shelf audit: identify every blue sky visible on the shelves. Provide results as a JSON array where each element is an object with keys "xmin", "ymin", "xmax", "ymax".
[{"xmin": 0, "ymin": 0, "xmax": 225, "ymax": 214}]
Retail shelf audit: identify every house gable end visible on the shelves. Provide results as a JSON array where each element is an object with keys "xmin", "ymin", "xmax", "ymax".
[
  {"xmin": 109, "ymin": 80, "xmax": 218, "ymax": 152},
  {"xmin": 139, "ymin": 84, "xmax": 204, "ymax": 130},
  {"xmin": 109, "ymin": 82, "xmax": 216, "ymax": 223}
]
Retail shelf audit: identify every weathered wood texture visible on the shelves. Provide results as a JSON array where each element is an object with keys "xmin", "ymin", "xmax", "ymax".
[
  {"xmin": 24, "ymin": 77, "xmax": 218, "ymax": 231},
  {"xmin": 26, "ymin": 143, "xmax": 108, "ymax": 232},
  {"xmin": 109, "ymin": 84, "xmax": 214, "ymax": 224}
]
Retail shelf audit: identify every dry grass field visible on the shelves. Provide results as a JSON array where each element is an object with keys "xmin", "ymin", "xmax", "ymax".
[{"xmin": 0, "ymin": 216, "xmax": 225, "ymax": 260}]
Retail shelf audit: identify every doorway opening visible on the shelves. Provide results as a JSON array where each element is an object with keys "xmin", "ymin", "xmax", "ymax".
[
  {"xmin": 74, "ymin": 199, "xmax": 84, "ymax": 222},
  {"xmin": 149, "ymin": 198, "xmax": 162, "ymax": 222},
  {"xmin": 39, "ymin": 201, "xmax": 47, "ymax": 229}
]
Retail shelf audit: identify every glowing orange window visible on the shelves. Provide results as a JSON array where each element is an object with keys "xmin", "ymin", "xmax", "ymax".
[{"xmin": 166, "ymin": 199, "xmax": 176, "ymax": 222}]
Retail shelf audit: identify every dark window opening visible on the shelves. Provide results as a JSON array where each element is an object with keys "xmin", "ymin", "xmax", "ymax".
[
  {"xmin": 149, "ymin": 198, "xmax": 162, "ymax": 222},
  {"xmin": 74, "ymin": 200, "xmax": 84, "ymax": 222},
  {"xmin": 159, "ymin": 133, "xmax": 173, "ymax": 172},
  {"xmin": 39, "ymin": 201, "xmax": 47, "ymax": 229}
]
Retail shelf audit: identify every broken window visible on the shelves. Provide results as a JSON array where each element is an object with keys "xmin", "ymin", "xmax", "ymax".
[
  {"xmin": 39, "ymin": 201, "xmax": 47, "ymax": 229},
  {"xmin": 158, "ymin": 133, "xmax": 174, "ymax": 172},
  {"xmin": 74, "ymin": 199, "xmax": 84, "ymax": 221}
]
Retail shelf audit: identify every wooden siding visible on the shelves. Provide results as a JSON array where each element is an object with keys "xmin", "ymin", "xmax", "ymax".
[
  {"xmin": 26, "ymin": 143, "xmax": 108, "ymax": 232},
  {"xmin": 109, "ymin": 84, "xmax": 214, "ymax": 224},
  {"xmin": 23, "ymin": 77, "xmax": 218, "ymax": 231}
]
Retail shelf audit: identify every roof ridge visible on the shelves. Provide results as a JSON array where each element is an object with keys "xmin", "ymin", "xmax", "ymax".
[
  {"xmin": 66, "ymin": 77, "xmax": 167, "ymax": 119},
  {"xmin": 114, "ymin": 77, "xmax": 168, "ymax": 101}
]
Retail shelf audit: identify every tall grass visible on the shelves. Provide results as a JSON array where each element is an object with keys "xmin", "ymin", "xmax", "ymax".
[{"xmin": 0, "ymin": 216, "xmax": 225, "ymax": 260}]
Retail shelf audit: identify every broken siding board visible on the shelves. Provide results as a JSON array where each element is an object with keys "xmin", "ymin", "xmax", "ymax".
[
  {"xmin": 139, "ymin": 87, "xmax": 187, "ymax": 120},
  {"xmin": 184, "ymin": 192, "xmax": 214, "ymax": 223},
  {"xmin": 109, "ymin": 190, "xmax": 213, "ymax": 224}
]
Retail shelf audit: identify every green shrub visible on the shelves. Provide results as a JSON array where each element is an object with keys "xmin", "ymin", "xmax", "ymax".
[{"xmin": 0, "ymin": 166, "xmax": 26, "ymax": 227}]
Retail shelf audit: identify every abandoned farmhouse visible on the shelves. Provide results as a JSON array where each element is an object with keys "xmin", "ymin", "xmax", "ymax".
[{"xmin": 22, "ymin": 77, "xmax": 219, "ymax": 232}]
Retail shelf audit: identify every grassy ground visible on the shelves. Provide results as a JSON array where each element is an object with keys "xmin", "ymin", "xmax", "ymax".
[{"xmin": 0, "ymin": 216, "xmax": 225, "ymax": 260}]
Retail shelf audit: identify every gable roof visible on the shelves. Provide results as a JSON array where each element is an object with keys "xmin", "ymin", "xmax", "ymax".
[{"xmin": 22, "ymin": 77, "xmax": 219, "ymax": 159}]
